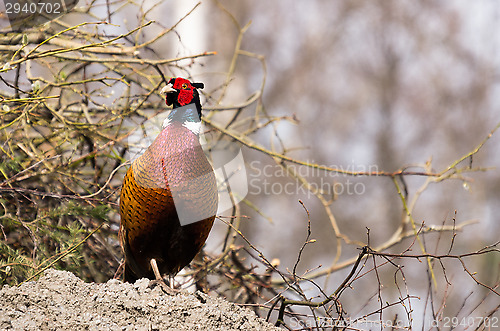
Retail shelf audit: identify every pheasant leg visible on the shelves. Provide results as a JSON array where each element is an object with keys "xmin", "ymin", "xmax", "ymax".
[{"xmin": 149, "ymin": 258, "xmax": 178, "ymax": 295}]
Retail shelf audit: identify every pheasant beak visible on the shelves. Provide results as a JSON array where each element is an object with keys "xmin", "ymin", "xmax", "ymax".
[{"xmin": 160, "ymin": 85, "xmax": 176, "ymax": 95}]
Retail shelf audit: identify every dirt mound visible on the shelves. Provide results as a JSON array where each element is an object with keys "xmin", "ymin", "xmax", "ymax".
[{"xmin": 0, "ymin": 269, "xmax": 280, "ymax": 330}]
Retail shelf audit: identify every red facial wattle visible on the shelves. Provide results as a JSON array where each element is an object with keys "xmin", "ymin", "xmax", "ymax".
[
  {"xmin": 166, "ymin": 77, "xmax": 195, "ymax": 106},
  {"xmin": 177, "ymin": 89, "xmax": 194, "ymax": 106}
]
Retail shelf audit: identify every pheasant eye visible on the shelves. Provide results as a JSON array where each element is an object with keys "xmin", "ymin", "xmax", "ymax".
[{"xmin": 181, "ymin": 83, "xmax": 188, "ymax": 89}]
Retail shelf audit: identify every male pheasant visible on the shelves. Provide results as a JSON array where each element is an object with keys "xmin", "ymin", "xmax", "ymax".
[{"xmin": 119, "ymin": 77, "xmax": 218, "ymax": 284}]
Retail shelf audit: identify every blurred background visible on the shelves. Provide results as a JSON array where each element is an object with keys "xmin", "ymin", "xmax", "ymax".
[
  {"xmin": 1, "ymin": 0, "xmax": 499, "ymax": 329},
  {"xmin": 204, "ymin": 1, "xmax": 500, "ymax": 327}
]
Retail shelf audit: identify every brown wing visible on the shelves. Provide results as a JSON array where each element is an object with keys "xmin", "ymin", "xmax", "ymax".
[{"xmin": 120, "ymin": 123, "xmax": 217, "ymax": 281}]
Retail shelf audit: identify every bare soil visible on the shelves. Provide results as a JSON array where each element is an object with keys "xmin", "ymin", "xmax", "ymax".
[{"xmin": 0, "ymin": 269, "xmax": 280, "ymax": 330}]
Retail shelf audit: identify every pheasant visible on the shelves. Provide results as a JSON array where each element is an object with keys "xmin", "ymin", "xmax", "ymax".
[{"xmin": 119, "ymin": 77, "xmax": 218, "ymax": 285}]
